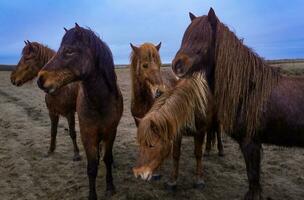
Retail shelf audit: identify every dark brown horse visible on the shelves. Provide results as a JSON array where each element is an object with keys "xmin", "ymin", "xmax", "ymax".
[
  {"xmin": 10, "ymin": 41, "xmax": 81, "ymax": 161},
  {"xmin": 133, "ymin": 73, "xmax": 210, "ymax": 189},
  {"xmin": 172, "ymin": 8, "xmax": 304, "ymax": 200},
  {"xmin": 129, "ymin": 42, "xmax": 177, "ymax": 126},
  {"xmin": 37, "ymin": 24, "xmax": 123, "ymax": 200}
]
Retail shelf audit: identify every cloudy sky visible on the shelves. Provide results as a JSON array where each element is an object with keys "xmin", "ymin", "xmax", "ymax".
[{"xmin": 0, "ymin": 0, "xmax": 303, "ymax": 64}]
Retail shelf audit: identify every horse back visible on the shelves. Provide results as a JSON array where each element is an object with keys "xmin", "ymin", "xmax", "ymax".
[{"xmin": 261, "ymin": 75, "xmax": 304, "ymax": 147}]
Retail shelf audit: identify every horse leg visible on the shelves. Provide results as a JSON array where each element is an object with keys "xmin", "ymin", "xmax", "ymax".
[
  {"xmin": 240, "ymin": 139, "xmax": 262, "ymax": 200},
  {"xmin": 194, "ymin": 132, "xmax": 205, "ymax": 189},
  {"xmin": 47, "ymin": 112, "xmax": 59, "ymax": 156},
  {"xmin": 66, "ymin": 112, "xmax": 81, "ymax": 161},
  {"xmin": 204, "ymin": 131, "xmax": 212, "ymax": 156},
  {"xmin": 103, "ymin": 128, "xmax": 117, "ymax": 197},
  {"xmin": 82, "ymin": 131, "xmax": 100, "ymax": 200},
  {"xmin": 165, "ymin": 136, "xmax": 182, "ymax": 191},
  {"xmin": 217, "ymin": 123, "xmax": 224, "ymax": 157}
]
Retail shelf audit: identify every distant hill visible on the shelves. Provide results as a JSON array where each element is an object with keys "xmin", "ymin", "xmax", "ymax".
[
  {"xmin": 0, "ymin": 65, "xmax": 15, "ymax": 71},
  {"xmin": 1, "ymin": 59, "xmax": 304, "ymax": 76}
]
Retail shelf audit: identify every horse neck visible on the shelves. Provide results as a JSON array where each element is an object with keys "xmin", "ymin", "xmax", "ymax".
[
  {"xmin": 130, "ymin": 63, "xmax": 154, "ymax": 107},
  {"xmin": 81, "ymin": 70, "xmax": 114, "ymax": 109}
]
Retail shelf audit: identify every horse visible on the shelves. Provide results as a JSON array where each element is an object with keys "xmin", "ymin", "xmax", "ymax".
[
  {"xmin": 172, "ymin": 8, "xmax": 304, "ymax": 200},
  {"xmin": 36, "ymin": 24, "xmax": 123, "ymax": 200},
  {"xmin": 10, "ymin": 41, "xmax": 81, "ymax": 161},
  {"xmin": 133, "ymin": 73, "xmax": 210, "ymax": 189},
  {"xmin": 130, "ymin": 42, "xmax": 224, "ymax": 156},
  {"xmin": 129, "ymin": 42, "xmax": 177, "ymax": 126}
]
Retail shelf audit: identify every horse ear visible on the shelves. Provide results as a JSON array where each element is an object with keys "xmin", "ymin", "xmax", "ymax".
[
  {"xmin": 75, "ymin": 23, "xmax": 81, "ymax": 31},
  {"xmin": 155, "ymin": 42, "xmax": 161, "ymax": 51},
  {"xmin": 130, "ymin": 43, "xmax": 139, "ymax": 54},
  {"xmin": 208, "ymin": 7, "xmax": 218, "ymax": 29},
  {"xmin": 27, "ymin": 40, "xmax": 33, "ymax": 48},
  {"xmin": 24, "ymin": 40, "xmax": 28, "ymax": 45},
  {"xmin": 64, "ymin": 27, "xmax": 68, "ymax": 32},
  {"xmin": 189, "ymin": 12, "xmax": 196, "ymax": 21}
]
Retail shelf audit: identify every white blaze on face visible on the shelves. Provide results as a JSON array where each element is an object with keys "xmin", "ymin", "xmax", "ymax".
[{"xmin": 133, "ymin": 166, "xmax": 153, "ymax": 181}]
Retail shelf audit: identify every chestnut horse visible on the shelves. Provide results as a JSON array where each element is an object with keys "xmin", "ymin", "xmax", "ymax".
[
  {"xmin": 37, "ymin": 24, "xmax": 123, "ymax": 200},
  {"xmin": 133, "ymin": 73, "xmax": 210, "ymax": 189},
  {"xmin": 10, "ymin": 41, "xmax": 81, "ymax": 161},
  {"xmin": 129, "ymin": 42, "xmax": 177, "ymax": 126},
  {"xmin": 172, "ymin": 8, "xmax": 304, "ymax": 200},
  {"xmin": 130, "ymin": 42, "xmax": 224, "ymax": 157}
]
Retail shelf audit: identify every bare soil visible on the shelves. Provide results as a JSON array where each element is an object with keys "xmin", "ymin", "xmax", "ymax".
[{"xmin": 0, "ymin": 69, "xmax": 303, "ymax": 200}]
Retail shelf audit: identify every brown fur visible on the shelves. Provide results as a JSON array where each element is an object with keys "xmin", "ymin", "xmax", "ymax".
[
  {"xmin": 214, "ymin": 21, "xmax": 279, "ymax": 139},
  {"xmin": 134, "ymin": 73, "xmax": 210, "ymax": 186},
  {"xmin": 138, "ymin": 73, "xmax": 209, "ymax": 146},
  {"xmin": 130, "ymin": 43, "xmax": 177, "ymax": 126},
  {"xmin": 11, "ymin": 42, "xmax": 81, "ymax": 160},
  {"xmin": 37, "ymin": 25, "xmax": 123, "ymax": 200},
  {"xmin": 172, "ymin": 8, "xmax": 304, "ymax": 199}
]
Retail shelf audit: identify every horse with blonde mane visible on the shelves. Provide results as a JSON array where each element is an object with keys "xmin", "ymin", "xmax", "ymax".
[
  {"xmin": 10, "ymin": 41, "xmax": 81, "ymax": 161},
  {"xmin": 172, "ymin": 8, "xmax": 304, "ymax": 200},
  {"xmin": 133, "ymin": 73, "xmax": 211, "ymax": 189},
  {"xmin": 129, "ymin": 42, "xmax": 177, "ymax": 126}
]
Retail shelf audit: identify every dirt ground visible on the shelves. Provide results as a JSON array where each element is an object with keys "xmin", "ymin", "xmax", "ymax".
[{"xmin": 0, "ymin": 69, "xmax": 303, "ymax": 200}]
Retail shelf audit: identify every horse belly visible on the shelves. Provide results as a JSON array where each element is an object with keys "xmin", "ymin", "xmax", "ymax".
[
  {"xmin": 45, "ymin": 83, "xmax": 78, "ymax": 116},
  {"xmin": 261, "ymin": 78, "xmax": 304, "ymax": 147}
]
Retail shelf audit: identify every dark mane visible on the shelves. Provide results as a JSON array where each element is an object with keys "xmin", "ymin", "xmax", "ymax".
[
  {"xmin": 62, "ymin": 27, "xmax": 118, "ymax": 94},
  {"xmin": 213, "ymin": 18, "xmax": 280, "ymax": 137}
]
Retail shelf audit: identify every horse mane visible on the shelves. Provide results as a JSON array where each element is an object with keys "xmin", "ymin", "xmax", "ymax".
[
  {"xmin": 137, "ymin": 73, "xmax": 209, "ymax": 146},
  {"xmin": 213, "ymin": 20, "xmax": 280, "ymax": 137},
  {"xmin": 62, "ymin": 27, "xmax": 118, "ymax": 94},
  {"xmin": 22, "ymin": 42, "xmax": 55, "ymax": 68},
  {"xmin": 130, "ymin": 43, "xmax": 162, "ymax": 100}
]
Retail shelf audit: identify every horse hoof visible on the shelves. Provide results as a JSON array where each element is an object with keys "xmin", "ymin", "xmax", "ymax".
[
  {"xmin": 244, "ymin": 189, "xmax": 263, "ymax": 200},
  {"xmin": 88, "ymin": 194, "xmax": 97, "ymax": 200},
  {"xmin": 151, "ymin": 174, "xmax": 162, "ymax": 181},
  {"xmin": 203, "ymin": 152, "xmax": 210, "ymax": 157},
  {"xmin": 218, "ymin": 151, "xmax": 224, "ymax": 157},
  {"xmin": 164, "ymin": 181, "xmax": 177, "ymax": 191},
  {"xmin": 112, "ymin": 161, "xmax": 117, "ymax": 169},
  {"xmin": 105, "ymin": 189, "xmax": 116, "ymax": 197},
  {"xmin": 44, "ymin": 151, "xmax": 54, "ymax": 158},
  {"xmin": 193, "ymin": 179, "xmax": 205, "ymax": 189},
  {"xmin": 73, "ymin": 154, "xmax": 81, "ymax": 161}
]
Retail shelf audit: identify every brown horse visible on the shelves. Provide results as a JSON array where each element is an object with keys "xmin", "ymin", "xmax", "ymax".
[
  {"xmin": 10, "ymin": 41, "xmax": 81, "ymax": 161},
  {"xmin": 172, "ymin": 8, "xmax": 304, "ymax": 200},
  {"xmin": 133, "ymin": 73, "xmax": 210, "ymax": 189},
  {"xmin": 37, "ymin": 24, "xmax": 123, "ymax": 200},
  {"xmin": 129, "ymin": 42, "xmax": 177, "ymax": 126}
]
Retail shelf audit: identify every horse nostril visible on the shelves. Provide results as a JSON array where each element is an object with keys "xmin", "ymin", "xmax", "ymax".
[
  {"xmin": 174, "ymin": 59, "xmax": 184, "ymax": 74},
  {"xmin": 37, "ymin": 77, "xmax": 45, "ymax": 90}
]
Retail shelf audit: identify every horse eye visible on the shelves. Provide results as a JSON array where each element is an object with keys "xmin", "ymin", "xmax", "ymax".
[
  {"xmin": 149, "ymin": 144, "xmax": 155, "ymax": 148},
  {"xmin": 65, "ymin": 50, "xmax": 75, "ymax": 56},
  {"xmin": 143, "ymin": 64, "xmax": 148, "ymax": 68}
]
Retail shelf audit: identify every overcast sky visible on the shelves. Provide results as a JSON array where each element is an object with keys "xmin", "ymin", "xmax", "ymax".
[{"xmin": 0, "ymin": 0, "xmax": 303, "ymax": 64}]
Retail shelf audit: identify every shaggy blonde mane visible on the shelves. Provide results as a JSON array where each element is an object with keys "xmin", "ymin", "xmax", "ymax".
[{"xmin": 137, "ymin": 73, "xmax": 209, "ymax": 146}]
